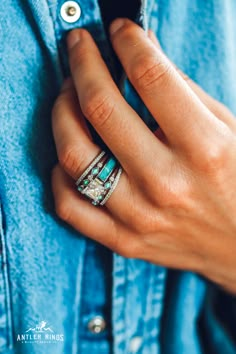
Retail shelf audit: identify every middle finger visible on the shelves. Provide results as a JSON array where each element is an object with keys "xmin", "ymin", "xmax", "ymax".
[{"xmin": 109, "ymin": 19, "xmax": 225, "ymax": 152}]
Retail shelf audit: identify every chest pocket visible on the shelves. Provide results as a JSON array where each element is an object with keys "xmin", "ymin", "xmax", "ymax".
[{"xmin": 0, "ymin": 201, "xmax": 13, "ymax": 353}]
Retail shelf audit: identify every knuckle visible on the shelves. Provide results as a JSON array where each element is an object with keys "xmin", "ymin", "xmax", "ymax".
[
  {"xmin": 82, "ymin": 92, "xmax": 115, "ymax": 128},
  {"xmin": 131, "ymin": 55, "xmax": 172, "ymax": 91},
  {"xmin": 199, "ymin": 143, "xmax": 229, "ymax": 174},
  {"xmin": 159, "ymin": 190, "xmax": 186, "ymax": 210},
  {"xmin": 59, "ymin": 144, "xmax": 87, "ymax": 179}
]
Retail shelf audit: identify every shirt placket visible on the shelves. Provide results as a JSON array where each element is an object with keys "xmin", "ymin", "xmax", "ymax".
[{"xmin": 46, "ymin": 1, "xmax": 116, "ymax": 353}]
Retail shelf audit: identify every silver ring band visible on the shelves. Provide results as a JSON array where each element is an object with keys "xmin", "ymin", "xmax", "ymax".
[
  {"xmin": 75, "ymin": 151, "xmax": 105, "ymax": 186},
  {"xmin": 75, "ymin": 151, "xmax": 122, "ymax": 206}
]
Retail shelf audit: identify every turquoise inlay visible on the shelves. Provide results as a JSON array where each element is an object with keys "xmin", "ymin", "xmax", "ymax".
[
  {"xmin": 92, "ymin": 167, "xmax": 99, "ymax": 175},
  {"xmin": 105, "ymin": 182, "xmax": 111, "ymax": 189},
  {"xmin": 98, "ymin": 157, "xmax": 116, "ymax": 182}
]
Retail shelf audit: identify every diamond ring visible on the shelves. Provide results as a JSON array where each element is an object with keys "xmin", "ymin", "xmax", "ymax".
[{"xmin": 75, "ymin": 151, "xmax": 122, "ymax": 206}]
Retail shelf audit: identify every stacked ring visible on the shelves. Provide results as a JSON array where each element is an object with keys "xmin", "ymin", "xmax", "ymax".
[{"xmin": 75, "ymin": 151, "xmax": 122, "ymax": 206}]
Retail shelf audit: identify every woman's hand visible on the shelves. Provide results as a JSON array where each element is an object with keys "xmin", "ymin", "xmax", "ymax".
[{"xmin": 51, "ymin": 19, "xmax": 236, "ymax": 294}]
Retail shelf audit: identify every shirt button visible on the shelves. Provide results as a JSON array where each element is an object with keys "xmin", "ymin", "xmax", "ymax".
[
  {"xmin": 87, "ymin": 316, "xmax": 106, "ymax": 334},
  {"xmin": 129, "ymin": 336, "xmax": 142, "ymax": 353},
  {"xmin": 60, "ymin": 1, "xmax": 81, "ymax": 23}
]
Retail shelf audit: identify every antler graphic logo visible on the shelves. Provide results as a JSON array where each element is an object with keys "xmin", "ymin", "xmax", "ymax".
[
  {"xmin": 16, "ymin": 320, "xmax": 64, "ymax": 344},
  {"xmin": 26, "ymin": 321, "xmax": 53, "ymax": 333}
]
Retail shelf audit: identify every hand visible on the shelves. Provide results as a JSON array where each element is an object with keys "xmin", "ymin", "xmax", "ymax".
[{"xmin": 51, "ymin": 19, "xmax": 236, "ymax": 294}]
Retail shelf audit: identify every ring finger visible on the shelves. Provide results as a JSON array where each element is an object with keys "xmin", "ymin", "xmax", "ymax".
[{"xmin": 51, "ymin": 77, "xmax": 138, "ymax": 222}]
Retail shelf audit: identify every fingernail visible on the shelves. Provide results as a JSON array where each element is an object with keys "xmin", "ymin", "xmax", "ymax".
[
  {"xmin": 67, "ymin": 30, "xmax": 81, "ymax": 49},
  {"xmin": 109, "ymin": 18, "xmax": 126, "ymax": 35}
]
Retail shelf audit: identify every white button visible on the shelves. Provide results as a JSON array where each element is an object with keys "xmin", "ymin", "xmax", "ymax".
[
  {"xmin": 60, "ymin": 1, "xmax": 81, "ymax": 23},
  {"xmin": 129, "ymin": 336, "xmax": 142, "ymax": 353},
  {"xmin": 87, "ymin": 316, "xmax": 106, "ymax": 334}
]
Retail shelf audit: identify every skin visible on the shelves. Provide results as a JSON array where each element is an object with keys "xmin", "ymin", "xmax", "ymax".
[{"xmin": 51, "ymin": 18, "xmax": 236, "ymax": 294}]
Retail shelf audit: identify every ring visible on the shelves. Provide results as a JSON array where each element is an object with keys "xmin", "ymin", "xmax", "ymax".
[{"xmin": 75, "ymin": 151, "xmax": 122, "ymax": 206}]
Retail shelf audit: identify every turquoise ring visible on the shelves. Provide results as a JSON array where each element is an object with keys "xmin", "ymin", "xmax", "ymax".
[{"xmin": 75, "ymin": 151, "xmax": 122, "ymax": 206}]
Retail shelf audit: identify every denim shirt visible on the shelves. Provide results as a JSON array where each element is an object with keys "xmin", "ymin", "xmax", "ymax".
[{"xmin": 0, "ymin": 1, "xmax": 236, "ymax": 354}]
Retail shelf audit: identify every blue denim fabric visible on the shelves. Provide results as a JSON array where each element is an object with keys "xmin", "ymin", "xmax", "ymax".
[{"xmin": 0, "ymin": 1, "xmax": 236, "ymax": 353}]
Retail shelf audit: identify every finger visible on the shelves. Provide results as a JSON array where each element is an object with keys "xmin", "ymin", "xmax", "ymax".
[
  {"xmin": 52, "ymin": 77, "xmax": 101, "ymax": 180},
  {"xmin": 51, "ymin": 78, "xmax": 148, "ymax": 223},
  {"xmin": 66, "ymin": 28, "xmax": 171, "ymax": 176},
  {"xmin": 148, "ymin": 30, "xmax": 236, "ymax": 130},
  {"xmin": 109, "ymin": 19, "xmax": 227, "ymax": 151},
  {"xmin": 51, "ymin": 164, "xmax": 140, "ymax": 256}
]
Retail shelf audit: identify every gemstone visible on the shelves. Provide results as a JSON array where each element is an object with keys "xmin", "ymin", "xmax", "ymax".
[
  {"xmin": 98, "ymin": 158, "xmax": 116, "ymax": 182},
  {"xmin": 77, "ymin": 186, "xmax": 83, "ymax": 192},
  {"xmin": 92, "ymin": 201, "xmax": 98, "ymax": 206},
  {"xmin": 84, "ymin": 180, "xmax": 105, "ymax": 201},
  {"xmin": 104, "ymin": 182, "xmax": 111, "ymax": 189},
  {"xmin": 83, "ymin": 179, "xmax": 90, "ymax": 186},
  {"xmin": 92, "ymin": 167, "xmax": 99, "ymax": 175},
  {"xmin": 98, "ymin": 163, "xmax": 103, "ymax": 168},
  {"xmin": 88, "ymin": 175, "xmax": 93, "ymax": 180}
]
